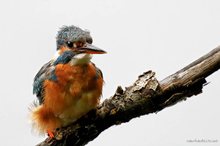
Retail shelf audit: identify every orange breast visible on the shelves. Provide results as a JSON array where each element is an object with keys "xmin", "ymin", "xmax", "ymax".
[{"xmin": 43, "ymin": 62, "xmax": 103, "ymax": 126}]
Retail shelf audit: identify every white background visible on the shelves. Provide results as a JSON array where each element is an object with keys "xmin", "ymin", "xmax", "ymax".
[{"xmin": 0, "ymin": 0, "xmax": 219, "ymax": 146}]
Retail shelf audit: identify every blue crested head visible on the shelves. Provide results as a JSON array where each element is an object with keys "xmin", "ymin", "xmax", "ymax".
[
  {"xmin": 56, "ymin": 25, "xmax": 106, "ymax": 54},
  {"xmin": 56, "ymin": 25, "xmax": 92, "ymax": 50}
]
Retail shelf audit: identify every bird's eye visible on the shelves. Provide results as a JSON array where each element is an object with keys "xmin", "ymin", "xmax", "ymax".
[{"xmin": 66, "ymin": 41, "xmax": 73, "ymax": 48}]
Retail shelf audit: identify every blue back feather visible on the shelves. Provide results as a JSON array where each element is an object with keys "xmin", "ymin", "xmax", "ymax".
[{"xmin": 33, "ymin": 50, "xmax": 76, "ymax": 104}]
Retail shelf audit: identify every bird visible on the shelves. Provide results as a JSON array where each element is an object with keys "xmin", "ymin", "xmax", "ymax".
[{"xmin": 31, "ymin": 25, "xmax": 106, "ymax": 137}]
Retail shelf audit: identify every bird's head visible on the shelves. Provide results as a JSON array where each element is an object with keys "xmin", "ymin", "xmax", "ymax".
[{"xmin": 56, "ymin": 25, "xmax": 106, "ymax": 55}]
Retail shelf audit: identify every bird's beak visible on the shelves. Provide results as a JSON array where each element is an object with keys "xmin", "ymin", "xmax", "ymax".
[{"xmin": 78, "ymin": 43, "xmax": 106, "ymax": 54}]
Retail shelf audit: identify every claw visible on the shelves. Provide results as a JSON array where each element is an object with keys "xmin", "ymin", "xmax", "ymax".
[{"xmin": 47, "ymin": 130, "xmax": 55, "ymax": 138}]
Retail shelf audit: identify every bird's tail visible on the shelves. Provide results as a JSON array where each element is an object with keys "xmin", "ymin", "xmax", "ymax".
[{"xmin": 29, "ymin": 103, "xmax": 61, "ymax": 135}]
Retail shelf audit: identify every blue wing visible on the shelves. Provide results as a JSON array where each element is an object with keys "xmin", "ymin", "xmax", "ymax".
[
  {"xmin": 91, "ymin": 62, "xmax": 103, "ymax": 79},
  {"xmin": 33, "ymin": 50, "xmax": 75, "ymax": 104},
  {"xmin": 33, "ymin": 61, "xmax": 56, "ymax": 104}
]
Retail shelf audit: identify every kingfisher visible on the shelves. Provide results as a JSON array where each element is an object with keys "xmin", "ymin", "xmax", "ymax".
[{"xmin": 31, "ymin": 25, "xmax": 106, "ymax": 137}]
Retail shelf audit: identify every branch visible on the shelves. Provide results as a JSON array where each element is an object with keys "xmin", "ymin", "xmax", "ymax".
[{"xmin": 37, "ymin": 46, "xmax": 220, "ymax": 146}]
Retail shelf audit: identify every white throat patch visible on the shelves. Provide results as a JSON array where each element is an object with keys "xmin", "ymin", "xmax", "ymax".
[{"xmin": 69, "ymin": 53, "xmax": 92, "ymax": 65}]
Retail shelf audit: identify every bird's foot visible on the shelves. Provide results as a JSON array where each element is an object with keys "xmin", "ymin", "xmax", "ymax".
[{"xmin": 47, "ymin": 130, "xmax": 55, "ymax": 138}]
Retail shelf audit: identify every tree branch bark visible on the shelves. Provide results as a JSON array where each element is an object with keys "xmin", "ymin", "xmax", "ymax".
[{"xmin": 37, "ymin": 46, "xmax": 220, "ymax": 146}]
